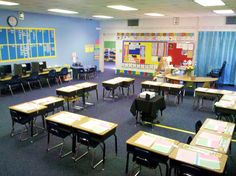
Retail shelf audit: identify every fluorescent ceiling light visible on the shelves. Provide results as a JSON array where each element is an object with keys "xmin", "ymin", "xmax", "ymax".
[
  {"xmin": 213, "ymin": 9, "xmax": 235, "ymax": 14},
  {"xmin": 48, "ymin": 9, "xmax": 78, "ymax": 14},
  {"xmin": 107, "ymin": 5, "xmax": 138, "ymax": 11},
  {"xmin": 194, "ymin": 0, "xmax": 225, "ymax": 6},
  {"xmin": 0, "ymin": 0, "xmax": 19, "ymax": 6},
  {"xmin": 93, "ymin": 15, "xmax": 113, "ymax": 19},
  {"xmin": 144, "ymin": 13, "xmax": 164, "ymax": 17}
]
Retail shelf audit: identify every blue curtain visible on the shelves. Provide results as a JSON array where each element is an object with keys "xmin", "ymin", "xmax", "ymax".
[{"xmin": 196, "ymin": 31, "xmax": 236, "ymax": 85}]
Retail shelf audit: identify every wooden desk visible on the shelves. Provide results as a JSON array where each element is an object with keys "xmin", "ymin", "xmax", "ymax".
[
  {"xmin": 141, "ymin": 81, "xmax": 184, "ymax": 104},
  {"xmin": 201, "ymin": 118, "xmax": 235, "ymax": 136},
  {"xmin": 9, "ymin": 102, "xmax": 47, "ymax": 139},
  {"xmin": 56, "ymin": 82, "xmax": 98, "ymax": 111},
  {"xmin": 45, "ymin": 111, "xmax": 118, "ymax": 167},
  {"xmin": 165, "ymin": 74, "xmax": 218, "ymax": 88},
  {"xmin": 190, "ymin": 129, "xmax": 231, "ymax": 154},
  {"xmin": 215, "ymin": 94, "xmax": 236, "ymax": 117},
  {"xmin": 125, "ymin": 131, "xmax": 179, "ymax": 174},
  {"xmin": 102, "ymin": 77, "xmax": 135, "ymax": 99},
  {"xmin": 169, "ymin": 143, "xmax": 228, "ymax": 175}
]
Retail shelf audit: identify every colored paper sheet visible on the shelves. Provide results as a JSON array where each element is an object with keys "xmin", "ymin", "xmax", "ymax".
[
  {"xmin": 80, "ymin": 120, "xmax": 111, "ymax": 133},
  {"xmin": 176, "ymin": 148, "xmax": 197, "ymax": 164},
  {"xmin": 134, "ymin": 133, "xmax": 156, "ymax": 147},
  {"xmin": 151, "ymin": 140, "xmax": 173, "ymax": 154},
  {"xmin": 198, "ymin": 153, "xmax": 220, "ymax": 170},
  {"xmin": 51, "ymin": 113, "xmax": 81, "ymax": 125}
]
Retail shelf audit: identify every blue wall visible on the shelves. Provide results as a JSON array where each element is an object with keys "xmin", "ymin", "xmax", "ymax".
[{"xmin": 0, "ymin": 9, "xmax": 100, "ymax": 68}]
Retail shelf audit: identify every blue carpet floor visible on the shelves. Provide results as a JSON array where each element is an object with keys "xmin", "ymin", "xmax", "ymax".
[{"xmin": 0, "ymin": 66, "xmax": 235, "ymax": 176}]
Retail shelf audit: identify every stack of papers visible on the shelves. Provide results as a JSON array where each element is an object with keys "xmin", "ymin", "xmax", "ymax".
[{"xmin": 80, "ymin": 120, "xmax": 112, "ymax": 134}]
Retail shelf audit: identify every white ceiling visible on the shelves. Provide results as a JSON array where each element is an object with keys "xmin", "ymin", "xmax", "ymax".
[{"xmin": 0, "ymin": 0, "xmax": 236, "ymax": 20}]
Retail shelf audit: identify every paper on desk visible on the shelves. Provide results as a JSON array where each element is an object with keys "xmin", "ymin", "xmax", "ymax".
[
  {"xmin": 205, "ymin": 120, "xmax": 227, "ymax": 133},
  {"xmin": 195, "ymin": 87, "xmax": 208, "ymax": 92},
  {"xmin": 32, "ymin": 97, "xmax": 57, "ymax": 104},
  {"xmin": 151, "ymin": 140, "xmax": 173, "ymax": 154},
  {"xmin": 215, "ymin": 100, "xmax": 234, "ymax": 108},
  {"xmin": 196, "ymin": 132, "xmax": 222, "ymax": 148},
  {"xmin": 51, "ymin": 113, "xmax": 81, "ymax": 125},
  {"xmin": 197, "ymin": 153, "xmax": 220, "ymax": 170},
  {"xmin": 80, "ymin": 120, "xmax": 112, "ymax": 133},
  {"xmin": 14, "ymin": 103, "xmax": 41, "ymax": 112},
  {"xmin": 176, "ymin": 148, "xmax": 196, "ymax": 164},
  {"xmin": 134, "ymin": 133, "xmax": 156, "ymax": 147}
]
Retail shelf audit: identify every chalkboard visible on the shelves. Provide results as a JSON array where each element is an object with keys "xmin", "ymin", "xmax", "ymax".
[{"xmin": 0, "ymin": 27, "xmax": 56, "ymax": 62}]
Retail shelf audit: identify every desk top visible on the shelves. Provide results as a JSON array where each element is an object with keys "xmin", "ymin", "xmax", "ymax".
[
  {"xmin": 31, "ymin": 96, "xmax": 64, "ymax": 106},
  {"xmin": 72, "ymin": 117, "xmax": 118, "ymax": 135},
  {"xmin": 74, "ymin": 82, "xmax": 98, "ymax": 88},
  {"xmin": 201, "ymin": 118, "xmax": 235, "ymax": 136},
  {"xmin": 56, "ymin": 85, "xmax": 81, "ymax": 93},
  {"xmin": 195, "ymin": 87, "xmax": 235, "ymax": 95},
  {"xmin": 126, "ymin": 131, "xmax": 179, "ymax": 156},
  {"xmin": 141, "ymin": 80, "xmax": 163, "ymax": 86},
  {"xmin": 215, "ymin": 94, "xmax": 236, "ymax": 111},
  {"xmin": 169, "ymin": 143, "xmax": 227, "ymax": 174},
  {"xmin": 45, "ymin": 111, "xmax": 86, "ymax": 126},
  {"xmin": 102, "ymin": 77, "xmax": 134, "ymax": 85},
  {"xmin": 9, "ymin": 102, "xmax": 47, "ymax": 114},
  {"xmin": 165, "ymin": 74, "xmax": 218, "ymax": 83},
  {"xmin": 190, "ymin": 129, "xmax": 231, "ymax": 154}
]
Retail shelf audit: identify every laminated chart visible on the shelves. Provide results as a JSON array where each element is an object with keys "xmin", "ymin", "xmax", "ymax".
[{"xmin": 0, "ymin": 27, "xmax": 56, "ymax": 62}]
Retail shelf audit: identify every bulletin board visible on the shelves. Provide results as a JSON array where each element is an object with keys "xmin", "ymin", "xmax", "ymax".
[
  {"xmin": 0, "ymin": 27, "xmax": 56, "ymax": 62},
  {"xmin": 123, "ymin": 41, "xmax": 168, "ymax": 65}
]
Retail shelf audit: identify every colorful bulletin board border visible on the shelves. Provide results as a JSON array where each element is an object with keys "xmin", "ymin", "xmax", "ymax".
[
  {"xmin": 0, "ymin": 27, "xmax": 57, "ymax": 63},
  {"xmin": 115, "ymin": 69, "xmax": 154, "ymax": 77},
  {"xmin": 117, "ymin": 32, "xmax": 194, "ymax": 41}
]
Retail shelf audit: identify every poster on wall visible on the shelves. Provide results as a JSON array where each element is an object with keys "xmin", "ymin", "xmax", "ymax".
[{"xmin": 94, "ymin": 39, "xmax": 100, "ymax": 60}]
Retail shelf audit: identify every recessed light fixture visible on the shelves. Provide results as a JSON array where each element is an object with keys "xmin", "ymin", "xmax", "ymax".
[
  {"xmin": 194, "ymin": 0, "xmax": 225, "ymax": 6},
  {"xmin": 93, "ymin": 15, "xmax": 113, "ymax": 19},
  {"xmin": 48, "ymin": 9, "xmax": 78, "ymax": 14},
  {"xmin": 213, "ymin": 9, "xmax": 235, "ymax": 14},
  {"xmin": 0, "ymin": 0, "xmax": 19, "ymax": 6},
  {"xmin": 144, "ymin": 13, "xmax": 164, "ymax": 17},
  {"xmin": 107, "ymin": 5, "xmax": 138, "ymax": 11}
]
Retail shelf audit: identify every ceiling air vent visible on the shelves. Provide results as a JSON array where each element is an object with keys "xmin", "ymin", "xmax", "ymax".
[
  {"xmin": 128, "ymin": 19, "xmax": 139, "ymax": 26},
  {"xmin": 226, "ymin": 16, "xmax": 236, "ymax": 24}
]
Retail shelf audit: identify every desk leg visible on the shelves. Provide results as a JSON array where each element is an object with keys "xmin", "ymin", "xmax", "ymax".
[
  {"xmin": 125, "ymin": 152, "xmax": 130, "ymax": 173},
  {"xmin": 112, "ymin": 89, "xmax": 115, "ymax": 99},
  {"xmin": 181, "ymin": 89, "xmax": 184, "ymax": 102},
  {"xmin": 72, "ymin": 133, "xmax": 76, "ymax": 154},
  {"xmin": 96, "ymin": 88, "xmax": 98, "ymax": 101},
  {"xmin": 67, "ymin": 100, "xmax": 70, "ymax": 111},
  {"xmin": 132, "ymin": 84, "xmax": 135, "ymax": 94},
  {"xmin": 82, "ymin": 93, "xmax": 86, "ymax": 106},
  {"xmin": 103, "ymin": 88, "xmax": 105, "ymax": 99},
  {"xmin": 102, "ymin": 142, "xmax": 106, "ymax": 165},
  {"xmin": 114, "ymin": 134, "xmax": 118, "ymax": 156},
  {"xmin": 30, "ymin": 119, "xmax": 34, "ymax": 138}
]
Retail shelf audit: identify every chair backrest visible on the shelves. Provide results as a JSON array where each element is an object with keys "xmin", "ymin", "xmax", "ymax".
[
  {"xmin": 178, "ymin": 163, "xmax": 202, "ymax": 176},
  {"xmin": 60, "ymin": 67, "xmax": 68, "ymax": 75},
  {"xmin": 10, "ymin": 110, "xmax": 20, "ymax": 121},
  {"xmin": 133, "ymin": 147, "xmax": 158, "ymax": 168},
  {"xmin": 9, "ymin": 75, "xmax": 21, "ymax": 84},
  {"xmin": 29, "ymin": 72, "xmax": 40, "ymax": 80},
  {"xmin": 186, "ymin": 136, "xmax": 193, "ymax": 144},
  {"xmin": 219, "ymin": 61, "xmax": 226, "ymax": 77},
  {"xmin": 195, "ymin": 120, "xmax": 202, "ymax": 133},
  {"xmin": 46, "ymin": 121, "xmax": 71, "ymax": 138},
  {"xmin": 78, "ymin": 68, "xmax": 85, "ymax": 73},
  {"xmin": 77, "ymin": 130, "xmax": 99, "ymax": 148},
  {"xmin": 48, "ymin": 69, "xmax": 56, "ymax": 77}
]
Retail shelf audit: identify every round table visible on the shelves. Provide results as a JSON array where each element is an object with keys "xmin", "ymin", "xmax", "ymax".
[{"xmin": 165, "ymin": 74, "xmax": 218, "ymax": 87}]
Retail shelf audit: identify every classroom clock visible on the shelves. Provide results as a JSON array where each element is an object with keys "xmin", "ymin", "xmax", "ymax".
[{"xmin": 7, "ymin": 16, "xmax": 18, "ymax": 27}]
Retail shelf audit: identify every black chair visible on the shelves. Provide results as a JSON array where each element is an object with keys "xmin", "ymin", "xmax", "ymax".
[
  {"xmin": 131, "ymin": 147, "xmax": 163, "ymax": 176},
  {"xmin": 77, "ymin": 68, "xmax": 87, "ymax": 80},
  {"xmin": 120, "ymin": 80, "xmax": 135, "ymax": 97},
  {"xmin": 46, "ymin": 120, "xmax": 72, "ymax": 158},
  {"xmin": 177, "ymin": 163, "xmax": 202, "ymax": 176},
  {"xmin": 7, "ymin": 75, "xmax": 25, "ymax": 95},
  {"xmin": 27, "ymin": 72, "xmax": 42, "ymax": 90},
  {"xmin": 58, "ymin": 67, "xmax": 68, "ymax": 84},
  {"xmin": 186, "ymin": 136, "xmax": 193, "ymax": 144},
  {"xmin": 87, "ymin": 67, "xmax": 96, "ymax": 79},
  {"xmin": 195, "ymin": 120, "xmax": 202, "ymax": 133},
  {"xmin": 74, "ymin": 130, "xmax": 104, "ymax": 169},
  {"xmin": 46, "ymin": 69, "xmax": 59, "ymax": 87},
  {"xmin": 207, "ymin": 61, "xmax": 226, "ymax": 78},
  {"xmin": 10, "ymin": 110, "xmax": 31, "ymax": 141}
]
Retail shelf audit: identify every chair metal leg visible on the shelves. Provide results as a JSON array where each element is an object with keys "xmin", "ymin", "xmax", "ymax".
[
  {"xmin": 21, "ymin": 83, "xmax": 26, "ymax": 93},
  {"xmin": 47, "ymin": 79, "xmax": 51, "ymax": 88},
  {"xmin": 91, "ymin": 143, "xmax": 105, "ymax": 169},
  {"xmin": 73, "ymin": 145, "xmax": 89, "ymax": 162},
  {"xmin": 9, "ymin": 85, "xmax": 14, "ymax": 95},
  {"xmin": 28, "ymin": 82, "xmax": 32, "ymax": 91},
  {"xmin": 38, "ymin": 80, "xmax": 42, "ymax": 88}
]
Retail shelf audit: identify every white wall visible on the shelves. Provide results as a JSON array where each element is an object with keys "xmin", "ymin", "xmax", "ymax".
[{"xmin": 99, "ymin": 16, "xmax": 236, "ymax": 72}]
